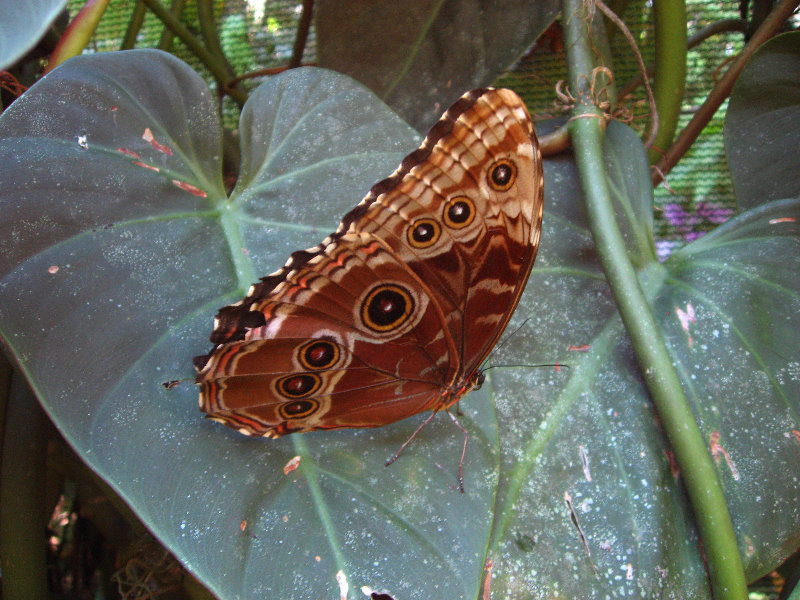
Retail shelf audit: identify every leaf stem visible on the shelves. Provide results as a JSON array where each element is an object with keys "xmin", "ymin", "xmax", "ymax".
[
  {"xmin": 0, "ymin": 354, "xmax": 11, "ymax": 464},
  {"xmin": 196, "ymin": 0, "xmax": 234, "ymax": 77},
  {"xmin": 121, "ymin": 1, "xmax": 146, "ymax": 50},
  {"xmin": 45, "ymin": 0, "xmax": 112, "ymax": 73},
  {"xmin": 157, "ymin": 0, "xmax": 186, "ymax": 51},
  {"xmin": 289, "ymin": 0, "xmax": 315, "ymax": 69},
  {"xmin": 647, "ymin": 0, "xmax": 686, "ymax": 163},
  {"xmin": 562, "ymin": 1, "xmax": 748, "ymax": 598},
  {"xmin": 652, "ymin": 0, "xmax": 800, "ymax": 185},
  {"xmin": 0, "ymin": 373, "xmax": 49, "ymax": 599},
  {"xmin": 594, "ymin": 0, "xmax": 655, "ymax": 145},
  {"xmin": 618, "ymin": 19, "xmax": 747, "ymax": 100},
  {"xmin": 139, "ymin": 0, "xmax": 247, "ymax": 106}
]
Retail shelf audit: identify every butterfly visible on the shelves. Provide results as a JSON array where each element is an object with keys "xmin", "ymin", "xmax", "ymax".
[{"xmin": 194, "ymin": 87, "xmax": 543, "ymax": 484}]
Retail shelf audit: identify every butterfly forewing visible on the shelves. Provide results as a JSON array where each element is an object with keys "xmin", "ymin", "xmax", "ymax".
[{"xmin": 195, "ymin": 87, "xmax": 542, "ymax": 438}]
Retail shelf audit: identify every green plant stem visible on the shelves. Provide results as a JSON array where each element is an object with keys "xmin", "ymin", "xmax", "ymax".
[
  {"xmin": 121, "ymin": 1, "xmax": 146, "ymax": 50},
  {"xmin": 619, "ymin": 18, "xmax": 747, "ymax": 100},
  {"xmin": 157, "ymin": 0, "xmax": 186, "ymax": 51},
  {"xmin": 45, "ymin": 0, "xmax": 111, "ymax": 73},
  {"xmin": 196, "ymin": 0, "xmax": 245, "ymax": 102},
  {"xmin": 196, "ymin": 0, "xmax": 232, "ymax": 75},
  {"xmin": 562, "ymin": 1, "xmax": 747, "ymax": 599},
  {"xmin": 648, "ymin": 0, "xmax": 687, "ymax": 163},
  {"xmin": 289, "ymin": 0, "xmax": 314, "ymax": 69},
  {"xmin": 653, "ymin": 0, "xmax": 800, "ymax": 185},
  {"xmin": 0, "ymin": 373, "xmax": 49, "ymax": 599},
  {"xmin": 139, "ymin": 0, "xmax": 247, "ymax": 106},
  {"xmin": 591, "ymin": 4, "xmax": 617, "ymax": 104},
  {"xmin": 0, "ymin": 354, "xmax": 11, "ymax": 467}
]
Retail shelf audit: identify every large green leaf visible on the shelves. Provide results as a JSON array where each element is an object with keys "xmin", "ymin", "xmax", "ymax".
[
  {"xmin": 316, "ymin": 0, "xmax": 560, "ymax": 130},
  {"xmin": 725, "ymin": 32, "xmax": 800, "ymax": 210},
  {"xmin": 0, "ymin": 50, "xmax": 798, "ymax": 599}
]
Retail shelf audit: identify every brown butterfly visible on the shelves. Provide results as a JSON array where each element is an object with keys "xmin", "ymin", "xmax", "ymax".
[{"xmin": 194, "ymin": 88, "xmax": 543, "ymax": 485}]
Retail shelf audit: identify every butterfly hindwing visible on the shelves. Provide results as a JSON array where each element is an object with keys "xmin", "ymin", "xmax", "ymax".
[{"xmin": 195, "ymin": 88, "xmax": 542, "ymax": 438}]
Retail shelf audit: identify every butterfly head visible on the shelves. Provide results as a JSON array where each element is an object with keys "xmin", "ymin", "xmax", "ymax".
[
  {"xmin": 468, "ymin": 370, "xmax": 486, "ymax": 393},
  {"xmin": 448, "ymin": 370, "xmax": 486, "ymax": 406}
]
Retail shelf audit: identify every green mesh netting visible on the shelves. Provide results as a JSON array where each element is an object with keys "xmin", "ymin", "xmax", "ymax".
[
  {"xmin": 67, "ymin": 0, "xmax": 744, "ymax": 259},
  {"xmin": 496, "ymin": 0, "xmax": 744, "ymax": 259},
  {"xmin": 67, "ymin": 0, "xmax": 316, "ymax": 129}
]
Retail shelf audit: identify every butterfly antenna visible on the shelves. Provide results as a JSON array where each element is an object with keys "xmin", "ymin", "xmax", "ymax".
[
  {"xmin": 496, "ymin": 317, "xmax": 531, "ymax": 353},
  {"xmin": 481, "ymin": 317, "xmax": 531, "ymax": 370},
  {"xmin": 481, "ymin": 363, "xmax": 570, "ymax": 373}
]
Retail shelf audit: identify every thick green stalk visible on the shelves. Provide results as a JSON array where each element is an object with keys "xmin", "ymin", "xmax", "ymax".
[
  {"xmin": 0, "ymin": 354, "xmax": 11, "ymax": 466},
  {"xmin": 648, "ymin": 0, "xmax": 687, "ymax": 163},
  {"xmin": 562, "ymin": 1, "xmax": 747, "ymax": 598},
  {"xmin": 0, "ymin": 374, "xmax": 49, "ymax": 599}
]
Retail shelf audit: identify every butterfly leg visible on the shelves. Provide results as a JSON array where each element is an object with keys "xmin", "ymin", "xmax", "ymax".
[
  {"xmin": 385, "ymin": 410, "xmax": 439, "ymax": 468},
  {"xmin": 445, "ymin": 408, "xmax": 468, "ymax": 494}
]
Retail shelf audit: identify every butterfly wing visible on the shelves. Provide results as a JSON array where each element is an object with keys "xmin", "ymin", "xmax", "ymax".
[
  {"xmin": 195, "ymin": 88, "xmax": 543, "ymax": 437},
  {"xmin": 199, "ymin": 338, "xmax": 445, "ymax": 437},
  {"xmin": 334, "ymin": 88, "xmax": 543, "ymax": 376},
  {"xmin": 196, "ymin": 233, "xmax": 457, "ymax": 436}
]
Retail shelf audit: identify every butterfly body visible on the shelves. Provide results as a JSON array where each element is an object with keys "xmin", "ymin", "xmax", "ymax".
[{"xmin": 195, "ymin": 88, "xmax": 543, "ymax": 439}]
